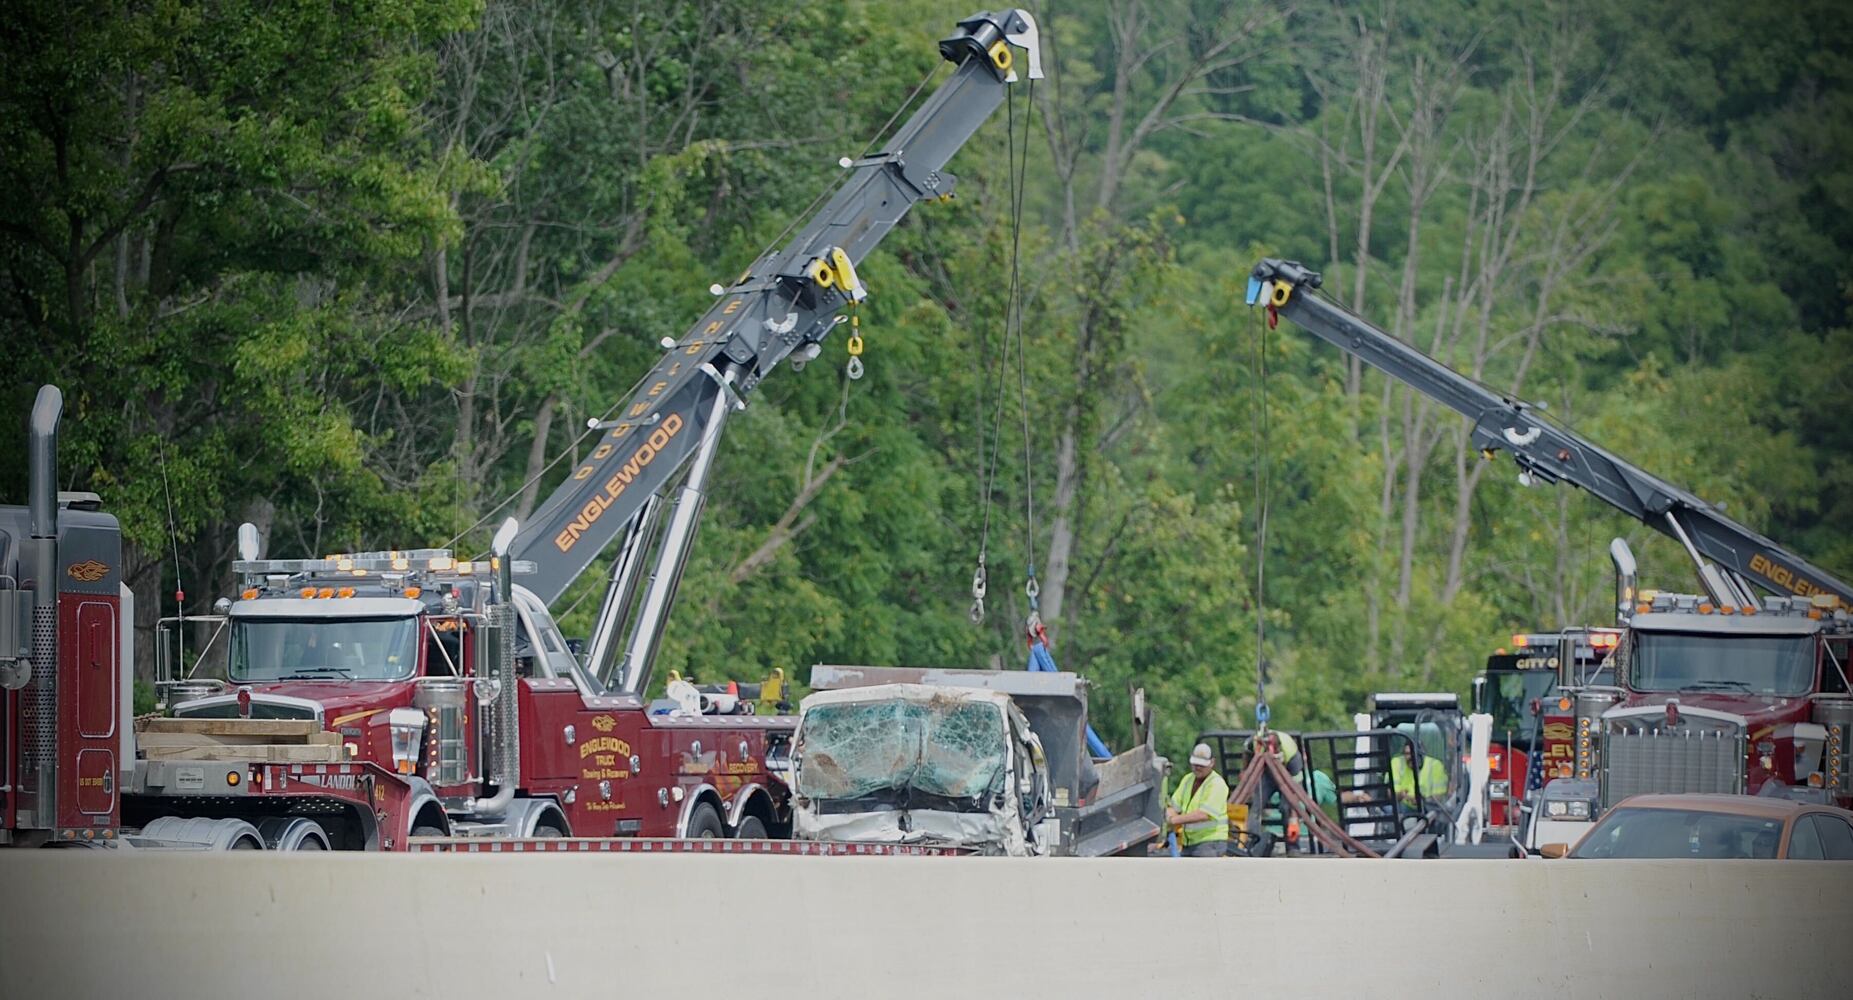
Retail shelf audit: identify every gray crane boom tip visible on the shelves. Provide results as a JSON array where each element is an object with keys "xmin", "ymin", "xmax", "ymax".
[
  {"xmin": 942, "ymin": 10, "xmax": 1044, "ymax": 81},
  {"xmin": 1246, "ymin": 258, "xmax": 1323, "ymax": 307}
]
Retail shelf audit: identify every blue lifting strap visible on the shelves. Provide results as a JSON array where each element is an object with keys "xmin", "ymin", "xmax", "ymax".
[{"xmin": 1026, "ymin": 628, "xmax": 1111, "ymax": 759}]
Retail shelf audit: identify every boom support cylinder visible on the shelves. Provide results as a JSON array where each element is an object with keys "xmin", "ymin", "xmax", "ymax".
[
  {"xmin": 615, "ymin": 374, "xmax": 736, "ymax": 696},
  {"xmin": 584, "ymin": 496, "xmax": 662, "ymax": 689}
]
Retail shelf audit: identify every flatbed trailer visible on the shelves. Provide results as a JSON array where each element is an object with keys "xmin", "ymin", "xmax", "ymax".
[{"xmin": 408, "ymin": 836, "xmax": 970, "ymax": 856}]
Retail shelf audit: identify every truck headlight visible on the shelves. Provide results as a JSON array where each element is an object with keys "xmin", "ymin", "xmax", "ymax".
[
  {"xmin": 1545, "ymin": 800, "xmax": 1566, "ymax": 818},
  {"xmin": 1567, "ymin": 800, "xmax": 1592, "ymax": 819},
  {"xmin": 387, "ymin": 707, "xmax": 426, "ymax": 775},
  {"xmin": 1488, "ymin": 780, "xmax": 1510, "ymax": 800}
]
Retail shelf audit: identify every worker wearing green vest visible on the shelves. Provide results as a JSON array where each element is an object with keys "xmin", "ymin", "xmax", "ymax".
[
  {"xmin": 1391, "ymin": 742, "xmax": 1448, "ymax": 807},
  {"xmin": 1167, "ymin": 742, "xmax": 1230, "ymax": 857}
]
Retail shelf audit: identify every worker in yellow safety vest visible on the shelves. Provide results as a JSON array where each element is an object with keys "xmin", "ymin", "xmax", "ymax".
[
  {"xmin": 1167, "ymin": 742, "xmax": 1230, "ymax": 857},
  {"xmin": 1391, "ymin": 742, "xmax": 1448, "ymax": 807}
]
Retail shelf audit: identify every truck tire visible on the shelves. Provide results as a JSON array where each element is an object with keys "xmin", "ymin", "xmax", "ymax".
[
  {"xmin": 256, "ymin": 816, "xmax": 330, "ymax": 851},
  {"xmin": 532, "ymin": 822, "xmax": 565, "ymax": 838},
  {"xmin": 411, "ymin": 825, "xmax": 447, "ymax": 837},
  {"xmin": 142, "ymin": 816, "xmax": 266, "ymax": 851},
  {"xmin": 733, "ymin": 815, "xmax": 767, "ymax": 839},
  {"xmin": 687, "ymin": 802, "xmax": 724, "ymax": 839}
]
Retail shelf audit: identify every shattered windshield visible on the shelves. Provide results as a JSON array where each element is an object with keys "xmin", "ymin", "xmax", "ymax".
[{"xmin": 797, "ymin": 697, "xmax": 1008, "ymax": 806}]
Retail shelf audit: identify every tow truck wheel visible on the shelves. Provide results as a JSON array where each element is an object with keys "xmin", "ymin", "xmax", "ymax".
[
  {"xmin": 532, "ymin": 822, "xmax": 565, "ymax": 838},
  {"xmin": 733, "ymin": 815, "xmax": 767, "ymax": 839},
  {"xmin": 256, "ymin": 816, "xmax": 330, "ymax": 851},
  {"xmin": 687, "ymin": 802, "xmax": 724, "ymax": 839},
  {"xmin": 411, "ymin": 825, "xmax": 447, "ymax": 838}
]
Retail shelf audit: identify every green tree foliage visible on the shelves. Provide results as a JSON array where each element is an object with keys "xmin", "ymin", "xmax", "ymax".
[
  {"xmin": 0, "ymin": 0, "xmax": 478, "ymax": 665},
  {"xmin": 3, "ymin": 0, "xmax": 1848, "ymax": 765}
]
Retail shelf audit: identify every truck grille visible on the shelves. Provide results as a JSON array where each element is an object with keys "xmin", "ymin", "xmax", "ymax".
[{"xmin": 1602, "ymin": 722, "xmax": 1743, "ymax": 802}]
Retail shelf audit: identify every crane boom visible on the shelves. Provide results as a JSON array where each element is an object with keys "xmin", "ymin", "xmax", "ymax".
[
  {"xmin": 1246, "ymin": 257, "xmax": 1852, "ymax": 606},
  {"xmin": 506, "ymin": 10, "xmax": 1043, "ymax": 693}
]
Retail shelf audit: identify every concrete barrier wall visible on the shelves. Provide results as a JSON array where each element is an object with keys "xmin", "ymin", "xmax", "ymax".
[{"xmin": 2, "ymin": 854, "xmax": 1849, "ymax": 999}]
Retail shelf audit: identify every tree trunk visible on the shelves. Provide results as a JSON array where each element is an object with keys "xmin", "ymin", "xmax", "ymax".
[
  {"xmin": 1039, "ymin": 420, "xmax": 1081, "ymax": 634},
  {"xmin": 517, "ymin": 392, "xmax": 559, "ymax": 520}
]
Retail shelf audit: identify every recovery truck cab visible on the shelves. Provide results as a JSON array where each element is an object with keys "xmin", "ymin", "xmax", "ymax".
[
  {"xmin": 1522, "ymin": 550, "xmax": 1853, "ymax": 851},
  {"xmin": 790, "ymin": 665, "xmax": 1165, "ymax": 856},
  {"xmin": 1590, "ymin": 588, "xmax": 1851, "ymax": 810},
  {"xmin": 148, "ymin": 537, "xmax": 795, "ymax": 848}
]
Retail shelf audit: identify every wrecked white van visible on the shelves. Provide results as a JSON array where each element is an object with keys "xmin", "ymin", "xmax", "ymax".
[
  {"xmin": 791, "ymin": 667, "xmax": 1166, "ymax": 856},
  {"xmin": 793, "ymin": 685, "xmax": 1050, "ymax": 855}
]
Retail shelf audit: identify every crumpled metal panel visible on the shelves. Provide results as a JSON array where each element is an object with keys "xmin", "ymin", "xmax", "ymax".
[{"xmin": 794, "ymin": 805, "xmax": 1030, "ymax": 857}]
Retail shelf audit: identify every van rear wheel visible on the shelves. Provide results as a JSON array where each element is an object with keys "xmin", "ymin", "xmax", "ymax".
[{"xmin": 733, "ymin": 815, "xmax": 767, "ymax": 839}]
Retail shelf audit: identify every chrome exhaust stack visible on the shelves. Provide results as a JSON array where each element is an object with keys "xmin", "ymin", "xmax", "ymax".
[
  {"xmin": 470, "ymin": 518, "xmax": 522, "ymax": 819},
  {"xmin": 15, "ymin": 386, "xmax": 64, "ymax": 822},
  {"xmin": 1609, "ymin": 537, "xmax": 1637, "ymax": 623},
  {"xmin": 28, "ymin": 385, "xmax": 61, "ymax": 546},
  {"xmin": 0, "ymin": 388, "xmax": 61, "ymax": 691}
]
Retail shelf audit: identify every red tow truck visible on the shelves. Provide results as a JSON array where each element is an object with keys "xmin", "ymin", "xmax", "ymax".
[
  {"xmin": 3, "ymin": 9, "xmax": 1045, "ymax": 851},
  {"xmin": 1245, "ymin": 258, "xmax": 1853, "ymax": 853},
  {"xmin": 1, "ymin": 385, "xmax": 791, "ymax": 850},
  {"xmin": 1578, "ymin": 540, "xmax": 1852, "ymax": 807}
]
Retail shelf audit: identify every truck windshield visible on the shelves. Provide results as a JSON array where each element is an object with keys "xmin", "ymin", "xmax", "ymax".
[
  {"xmin": 229, "ymin": 617, "xmax": 419, "ymax": 682},
  {"xmin": 797, "ymin": 698, "xmax": 1007, "ymax": 808},
  {"xmin": 1632, "ymin": 631, "xmax": 1815, "ymax": 696},
  {"xmin": 1487, "ymin": 670, "xmax": 1556, "ymax": 742}
]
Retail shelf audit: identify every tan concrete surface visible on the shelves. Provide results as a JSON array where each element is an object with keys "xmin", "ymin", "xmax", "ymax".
[{"xmin": 1, "ymin": 854, "xmax": 1849, "ymax": 999}]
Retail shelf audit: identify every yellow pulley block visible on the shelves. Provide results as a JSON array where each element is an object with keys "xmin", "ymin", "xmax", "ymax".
[
  {"xmin": 988, "ymin": 39, "xmax": 1012, "ymax": 74},
  {"xmin": 1270, "ymin": 281, "xmax": 1293, "ymax": 307},
  {"xmin": 829, "ymin": 247, "xmax": 859, "ymax": 293},
  {"xmin": 807, "ymin": 257, "xmax": 836, "ymax": 289}
]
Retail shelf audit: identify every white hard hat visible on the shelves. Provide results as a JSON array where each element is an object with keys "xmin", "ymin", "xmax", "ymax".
[{"xmin": 1189, "ymin": 742, "xmax": 1215, "ymax": 767}]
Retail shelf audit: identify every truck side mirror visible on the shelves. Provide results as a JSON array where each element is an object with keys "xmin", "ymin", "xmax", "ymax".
[{"xmin": 1539, "ymin": 842, "xmax": 1569, "ymax": 859}]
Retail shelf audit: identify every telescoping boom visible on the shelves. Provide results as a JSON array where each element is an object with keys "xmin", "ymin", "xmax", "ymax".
[
  {"xmin": 1245, "ymin": 258, "xmax": 1852, "ymax": 607},
  {"xmin": 510, "ymin": 11, "xmax": 1044, "ymax": 694}
]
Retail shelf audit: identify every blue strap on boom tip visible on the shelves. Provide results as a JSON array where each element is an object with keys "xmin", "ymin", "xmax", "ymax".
[{"xmin": 1026, "ymin": 633, "xmax": 1111, "ymax": 758}]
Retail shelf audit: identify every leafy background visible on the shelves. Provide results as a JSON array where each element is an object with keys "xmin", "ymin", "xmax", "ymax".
[{"xmin": 4, "ymin": 0, "xmax": 1849, "ymax": 758}]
